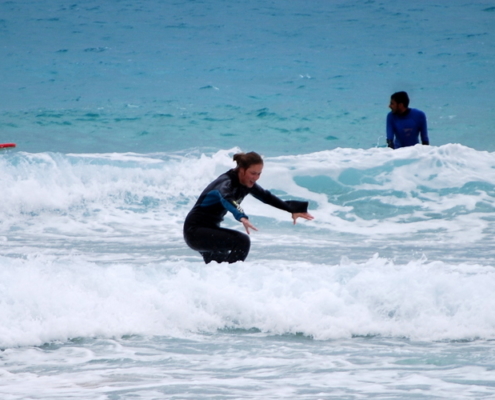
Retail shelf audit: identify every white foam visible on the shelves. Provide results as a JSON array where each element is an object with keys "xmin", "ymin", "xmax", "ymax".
[
  {"xmin": 1, "ymin": 145, "xmax": 495, "ymax": 347},
  {"xmin": 1, "ymin": 253, "xmax": 494, "ymax": 348}
]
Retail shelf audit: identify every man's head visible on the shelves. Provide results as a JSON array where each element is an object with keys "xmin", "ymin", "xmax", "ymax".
[{"xmin": 389, "ymin": 91, "xmax": 410, "ymax": 114}]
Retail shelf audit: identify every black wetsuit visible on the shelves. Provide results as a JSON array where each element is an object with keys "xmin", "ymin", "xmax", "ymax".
[{"xmin": 183, "ymin": 169, "xmax": 308, "ymax": 264}]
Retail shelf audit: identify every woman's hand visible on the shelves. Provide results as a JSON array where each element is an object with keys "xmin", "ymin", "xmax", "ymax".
[
  {"xmin": 292, "ymin": 212, "xmax": 315, "ymax": 224},
  {"xmin": 240, "ymin": 217, "xmax": 258, "ymax": 234}
]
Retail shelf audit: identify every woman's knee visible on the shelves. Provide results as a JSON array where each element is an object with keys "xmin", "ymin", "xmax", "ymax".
[{"xmin": 234, "ymin": 231, "xmax": 250, "ymax": 251}]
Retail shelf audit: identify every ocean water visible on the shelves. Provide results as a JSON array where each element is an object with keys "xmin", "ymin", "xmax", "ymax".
[{"xmin": 1, "ymin": 0, "xmax": 495, "ymax": 399}]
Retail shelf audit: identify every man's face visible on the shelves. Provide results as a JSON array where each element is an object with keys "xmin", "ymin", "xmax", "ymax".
[{"xmin": 389, "ymin": 99, "xmax": 406, "ymax": 114}]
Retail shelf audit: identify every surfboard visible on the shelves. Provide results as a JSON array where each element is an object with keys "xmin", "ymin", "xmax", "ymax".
[{"xmin": 0, "ymin": 143, "xmax": 16, "ymax": 149}]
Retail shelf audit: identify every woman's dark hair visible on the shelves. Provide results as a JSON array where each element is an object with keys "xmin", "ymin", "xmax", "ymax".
[
  {"xmin": 233, "ymin": 151, "xmax": 263, "ymax": 170},
  {"xmin": 391, "ymin": 91, "xmax": 410, "ymax": 107}
]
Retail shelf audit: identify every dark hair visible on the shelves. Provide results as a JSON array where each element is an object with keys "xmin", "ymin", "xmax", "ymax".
[
  {"xmin": 391, "ymin": 91, "xmax": 410, "ymax": 107},
  {"xmin": 233, "ymin": 151, "xmax": 263, "ymax": 170}
]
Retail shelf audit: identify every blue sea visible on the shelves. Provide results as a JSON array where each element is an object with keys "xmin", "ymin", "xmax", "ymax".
[{"xmin": 1, "ymin": 1, "xmax": 495, "ymax": 398}]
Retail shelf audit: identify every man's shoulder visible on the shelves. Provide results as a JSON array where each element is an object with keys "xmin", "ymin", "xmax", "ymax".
[{"xmin": 409, "ymin": 108, "xmax": 426, "ymax": 117}]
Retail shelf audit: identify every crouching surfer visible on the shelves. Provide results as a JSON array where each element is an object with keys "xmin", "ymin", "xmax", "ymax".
[{"xmin": 183, "ymin": 151, "xmax": 314, "ymax": 264}]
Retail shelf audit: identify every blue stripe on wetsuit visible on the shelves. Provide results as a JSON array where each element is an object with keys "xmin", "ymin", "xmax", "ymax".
[{"xmin": 199, "ymin": 190, "xmax": 248, "ymax": 221}]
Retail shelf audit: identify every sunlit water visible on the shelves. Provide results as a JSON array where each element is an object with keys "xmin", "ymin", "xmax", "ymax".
[{"xmin": 1, "ymin": 1, "xmax": 495, "ymax": 399}]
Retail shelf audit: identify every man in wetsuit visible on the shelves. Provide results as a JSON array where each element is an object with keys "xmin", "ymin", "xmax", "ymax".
[
  {"xmin": 183, "ymin": 151, "xmax": 314, "ymax": 264},
  {"xmin": 386, "ymin": 91, "xmax": 429, "ymax": 149}
]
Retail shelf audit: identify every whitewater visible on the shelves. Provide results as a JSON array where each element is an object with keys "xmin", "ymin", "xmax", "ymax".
[{"xmin": 1, "ymin": 0, "xmax": 495, "ymax": 399}]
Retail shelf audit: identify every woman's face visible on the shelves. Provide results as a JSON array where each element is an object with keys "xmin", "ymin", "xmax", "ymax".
[{"xmin": 238, "ymin": 163, "xmax": 263, "ymax": 188}]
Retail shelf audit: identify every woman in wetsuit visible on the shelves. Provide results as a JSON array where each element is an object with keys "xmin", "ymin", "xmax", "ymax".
[{"xmin": 183, "ymin": 151, "xmax": 314, "ymax": 264}]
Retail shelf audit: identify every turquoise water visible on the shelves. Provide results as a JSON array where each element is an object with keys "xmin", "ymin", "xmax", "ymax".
[
  {"xmin": 1, "ymin": 1, "xmax": 495, "ymax": 399},
  {"xmin": 2, "ymin": 0, "xmax": 494, "ymax": 154}
]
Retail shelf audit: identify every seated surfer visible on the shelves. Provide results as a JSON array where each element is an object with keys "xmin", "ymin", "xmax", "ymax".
[
  {"xmin": 183, "ymin": 151, "xmax": 314, "ymax": 264},
  {"xmin": 386, "ymin": 91, "xmax": 429, "ymax": 149}
]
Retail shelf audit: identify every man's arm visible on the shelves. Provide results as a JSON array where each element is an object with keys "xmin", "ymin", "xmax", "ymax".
[
  {"xmin": 420, "ymin": 111, "xmax": 429, "ymax": 145},
  {"xmin": 386, "ymin": 113, "xmax": 395, "ymax": 148}
]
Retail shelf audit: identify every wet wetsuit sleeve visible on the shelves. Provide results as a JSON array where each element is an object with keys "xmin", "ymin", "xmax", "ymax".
[
  {"xmin": 419, "ymin": 111, "xmax": 429, "ymax": 145},
  {"xmin": 250, "ymin": 185, "xmax": 308, "ymax": 213},
  {"xmin": 195, "ymin": 172, "xmax": 249, "ymax": 222},
  {"xmin": 201, "ymin": 189, "xmax": 248, "ymax": 221},
  {"xmin": 386, "ymin": 113, "xmax": 395, "ymax": 144}
]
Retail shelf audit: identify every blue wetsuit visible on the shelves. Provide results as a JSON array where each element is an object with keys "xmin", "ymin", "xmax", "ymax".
[
  {"xmin": 386, "ymin": 108, "xmax": 429, "ymax": 149},
  {"xmin": 183, "ymin": 169, "xmax": 308, "ymax": 264}
]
